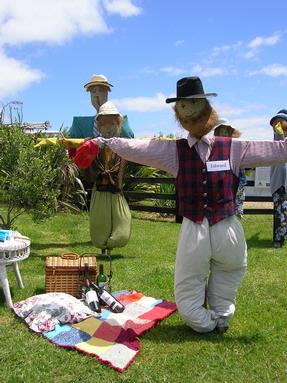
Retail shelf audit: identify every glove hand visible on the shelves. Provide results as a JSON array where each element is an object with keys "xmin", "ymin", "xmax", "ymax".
[
  {"xmin": 58, "ymin": 138, "xmax": 84, "ymax": 149},
  {"xmin": 274, "ymin": 122, "xmax": 284, "ymax": 135}
]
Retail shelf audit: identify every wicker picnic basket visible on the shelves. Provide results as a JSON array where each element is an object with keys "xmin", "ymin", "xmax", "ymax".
[{"xmin": 45, "ymin": 253, "xmax": 97, "ymax": 298}]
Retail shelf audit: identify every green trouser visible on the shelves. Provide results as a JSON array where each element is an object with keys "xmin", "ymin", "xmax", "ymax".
[{"xmin": 89, "ymin": 190, "xmax": 132, "ymax": 249}]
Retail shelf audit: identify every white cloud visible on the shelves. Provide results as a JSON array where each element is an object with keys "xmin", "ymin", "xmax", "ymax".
[
  {"xmin": 0, "ymin": 0, "xmax": 113, "ymax": 46},
  {"xmin": 112, "ymin": 93, "xmax": 170, "ymax": 112},
  {"xmin": 232, "ymin": 116, "xmax": 272, "ymax": 140},
  {"xmin": 212, "ymin": 41, "xmax": 242, "ymax": 55},
  {"xmin": 0, "ymin": 49, "xmax": 44, "ymax": 99},
  {"xmin": 103, "ymin": 0, "xmax": 142, "ymax": 17},
  {"xmin": 244, "ymin": 33, "xmax": 282, "ymax": 59},
  {"xmin": 175, "ymin": 40, "xmax": 184, "ymax": 47},
  {"xmin": 192, "ymin": 64, "xmax": 224, "ymax": 77},
  {"xmin": 160, "ymin": 64, "xmax": 225, "ymax": 77},
  {"xmin": 214, "ymin": 102, "xmax": 244, "ymax": 117},
  {"xmin": 0, "ymin": 0, "xmax": 140, "ymax": 99},
  {"xmin": 243, "ymin": 50, "xmax": 257, "ymax": 59},
  {"xmin": 160, "ymin": 66, "xmax": 187, "ymax": 76},
  {"xmin": 211, "ymin": 101, "xmax": 273, "ymax": 139},
  {"xmin": 210, "ymin": 33, "xmax": 282, "ymax": 60},
  {"xmin": 248, "ymin": 34, "xmax": 281, "ymax": 49},
  {"xmin": 141, "ymin": 66, "xmax": 156, "ymax": 74},
  {"xmin": 249, "ymin": 64, "xmax": 287, "ymax": 77}
]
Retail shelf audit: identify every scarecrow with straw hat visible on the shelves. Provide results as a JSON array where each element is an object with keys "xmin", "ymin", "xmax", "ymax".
[
  {"xmin": 72, "ymin": 101, "xmax": 132, "ymax": 248},
  {"xmin": 82, "ymin": 76, "xmax": 287, "ymax": 333},
  {"xmin": 68, "ymin": 73, "xmax": 134, "ymax": 198},
  {"xmin": 69, "ymin": 74, "xmax": 133, "ymax": 140},
  {"xmin": 68, "ymin": 75, "xmax": 134, "ymax": 261},
  {"xmin": 70, "ymin": 100, "xmax": 132, "ymax": 287}
]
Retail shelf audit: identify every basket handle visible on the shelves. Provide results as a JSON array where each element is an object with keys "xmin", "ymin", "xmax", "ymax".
[{"xmin": 61, "ymin": 253, "xmax": 80, "ymax": 260}]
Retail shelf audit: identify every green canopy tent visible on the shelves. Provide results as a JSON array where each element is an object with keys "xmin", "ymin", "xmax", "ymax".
[{"xmin": 69, "ymin": 115, "xmax": 134, "ymax": 139}]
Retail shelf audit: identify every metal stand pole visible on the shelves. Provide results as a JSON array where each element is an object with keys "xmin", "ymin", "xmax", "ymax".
[{"xmin": 106, "ymin": 249, "xmax": 113, "ymax": 292}]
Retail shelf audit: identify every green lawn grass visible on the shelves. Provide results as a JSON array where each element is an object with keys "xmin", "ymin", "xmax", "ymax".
[{"xmin": 0, "ymin": 212, "xmax": 287, "ymax": 383}]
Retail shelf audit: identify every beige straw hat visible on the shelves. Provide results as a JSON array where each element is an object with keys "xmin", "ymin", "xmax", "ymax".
[
  {"xmin": 96, "ymin": 101, "xmax": 121, "ymax": 118},
  {"xmin": 84, "ymin": 74, "xmax": 113, "ymax": 92}
]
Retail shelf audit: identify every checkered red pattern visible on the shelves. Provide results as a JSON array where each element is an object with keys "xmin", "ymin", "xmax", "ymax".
[{"xmin": 176, "ymin": 137, "xmax": 238, "ymax": 225}]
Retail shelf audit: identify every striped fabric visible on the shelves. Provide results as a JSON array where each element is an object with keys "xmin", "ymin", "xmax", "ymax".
[
  {"xmin": 93, "ymin": 117, "xmax": 100, "ymax": 138},
  {"xmin": 176, "ymin": 137, "xmax": 239, "ymax": 225}
]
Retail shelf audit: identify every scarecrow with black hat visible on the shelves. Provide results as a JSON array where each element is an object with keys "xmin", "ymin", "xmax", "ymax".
[
  {"xmin": 87, "ymin": 77, "xmax": 287, "ymax": 333},
  {"xmin": 270, "ymin": 109, "xmax": 287, "ymax": 248}
]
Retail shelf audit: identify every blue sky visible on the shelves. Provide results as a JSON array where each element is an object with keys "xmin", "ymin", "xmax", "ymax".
[{"xmin": 0, "ymin": 0, "xmax": 287, "ymax": 140}]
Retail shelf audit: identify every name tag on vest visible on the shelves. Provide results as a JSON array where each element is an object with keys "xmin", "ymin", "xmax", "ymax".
[{"xmin": 206, "ymin": 160, "xmax": 230, "ymax": 172}]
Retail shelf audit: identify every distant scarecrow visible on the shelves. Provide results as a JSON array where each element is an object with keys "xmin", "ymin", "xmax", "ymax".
[{"xmin": 71, "ymin": 101, "xmax": 132, "ymax": 255}]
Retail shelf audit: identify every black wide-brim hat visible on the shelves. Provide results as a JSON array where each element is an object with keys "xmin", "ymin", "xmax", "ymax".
[
  {"xmin": 270, "ymin": 109, "xmax": 287, "ymax": 126},
  {"xmin": 166, "ymin": 76, "xmax": 217, "ymax": 103}
]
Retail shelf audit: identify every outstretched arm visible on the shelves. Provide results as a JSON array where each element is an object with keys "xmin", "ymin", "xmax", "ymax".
[
  {"xmin": 231, "ymin": 139, "xmax": 287, "ymax": 175},
  {"xmin": 93, "ymin": 137, "xmax": 178, "ymax": 177}
]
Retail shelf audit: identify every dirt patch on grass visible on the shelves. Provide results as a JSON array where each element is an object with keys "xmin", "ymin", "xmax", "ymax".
[
  {"xmin": 244, "ymin": 202, "xmax": 273, "ymax": 209},
  {"xmin": 131, "ymin": 211, "xmax": 175, "ymax": 222}
]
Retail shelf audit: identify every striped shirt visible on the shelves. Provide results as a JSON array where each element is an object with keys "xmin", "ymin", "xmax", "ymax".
[{"xmin": 94, "ymin": 134, "xmax": 287, "ymax": 177}]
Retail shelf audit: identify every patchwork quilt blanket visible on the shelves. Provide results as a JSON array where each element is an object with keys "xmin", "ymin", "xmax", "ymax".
[{"xmin": 19, "ymin": 290, "xmax": 177, "ymax": 372}]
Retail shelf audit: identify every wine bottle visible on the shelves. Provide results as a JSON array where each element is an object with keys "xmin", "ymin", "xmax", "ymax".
[
  {"xmin": 81, "ymin": 262, "xmax": 91, "ymax": 300},
  {"xmin": 85, "ymin": 279, "xmax": 101, "ymax": 313},
  {"xmin": 91, "ymin": 283, "xmax": 125, "ymax": 313},
  {"xmin": 97, "ymin": 264, "xmax": 108, "ymax": 289},
  {"xmin": 80, "ymin": 263, "xmax": 89, "ymax": 300}
]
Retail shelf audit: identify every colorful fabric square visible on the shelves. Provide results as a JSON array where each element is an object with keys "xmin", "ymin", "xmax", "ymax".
[
  {"xmin": 43, "ymin": 324, "xmax": 71, "ymax": 339},
  {"xmin": 43, "ymin": 290, "xmax": 176, "ymax": 372},
  {"xmin": 46, "ymin": 326, "xmax": 91, "ymax": 347}
]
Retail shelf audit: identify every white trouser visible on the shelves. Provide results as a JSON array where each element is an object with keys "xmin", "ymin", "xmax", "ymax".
[{"xmin": 174, "ymin": 216, "xmax": 247, "ymax": 333}]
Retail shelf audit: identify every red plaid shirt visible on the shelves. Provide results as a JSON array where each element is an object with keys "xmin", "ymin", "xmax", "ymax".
[{"xmin": 176, "ymin": 137, "xmax": 239, "ymax": 225}]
